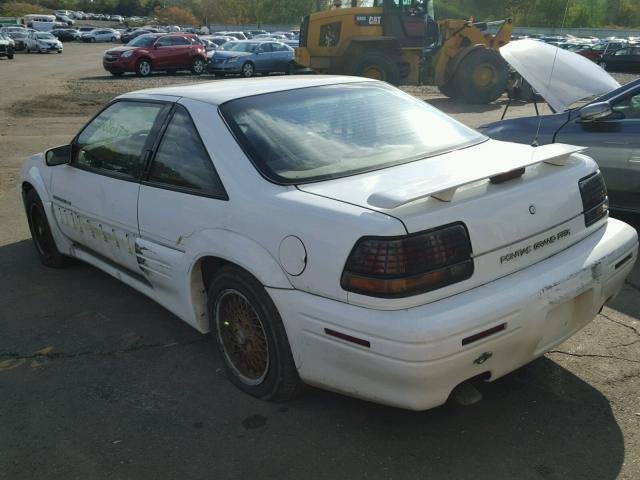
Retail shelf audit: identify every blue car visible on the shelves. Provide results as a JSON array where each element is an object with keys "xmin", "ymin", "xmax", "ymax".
[
  {"xmin": 481, "ymin": 40, "xmax": 640, "ymax": 214},
  {"xmin": 207, "ymin": 40, "xmax": 295, "ymax": 77}
]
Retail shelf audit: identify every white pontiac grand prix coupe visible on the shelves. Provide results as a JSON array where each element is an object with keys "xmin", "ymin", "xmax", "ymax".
[{"xmin": 20, "ymin": 76, "xmax": 638, "ymax": 410}]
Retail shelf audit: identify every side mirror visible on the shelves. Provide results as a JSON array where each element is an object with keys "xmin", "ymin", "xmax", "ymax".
[
  {"xmin": 579, "ymin": 102, "xmax": 613, "ymax": 122},
  {"xmin": 45, "ymin": 144, "xmax": 72, "ymax": 166}
]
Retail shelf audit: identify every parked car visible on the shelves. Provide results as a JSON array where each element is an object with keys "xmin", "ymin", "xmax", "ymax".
[
  {"xmin": 481, "ymin": 39, "xmax": 640, "ymax": 214},
  {"xmin": 25, "ymin": 31, "xmax": 63, "ymax": 53},
  {"xmin": 54, "ymin": 14, "xmax": 74, "ymax": 26},
  {"xmin": 0, "ymin": 26, "xmax": 29, "ymax": 51},
  {"xmin": 19, "ymin": 76, "xmax": 638, "ymax": 410},
  {"xmin": 0, "ymin": 33, "xmax": 15, "ymax": 59},
  {"xmin": 103, "ymin": 33, "xmax": 206, "ymax": 77},
  {"xmin": 599, "ymin": 46, "xmax": 640, "ymax": 72},
  {"xmin": 207, "ymin": 40, "xmax": 295, "ymax": 77},
  {"xmin": 121, "ymin": 28, "xmax": 158, "ymax": 43},
  {"xmin": 81, "ymin": 28, "xmax": 120, "ymax": 43},
  {"xmin": 77, "ymin": 26, "xmax": 96, "ymax": 33},
  {"xmin": 204, "ymin": 35, "xmax": 235, "ymax": 47},
  {"xmin": 577, "ymin": 41, "xmax": 626, "ymax": 62},
  {"xmin": 51, "ymin": 28, "xmax": 80, "ymax": 42},
  {"xmin": 0, "ymin": 26, "xmax": 25, "ymax": 50}
]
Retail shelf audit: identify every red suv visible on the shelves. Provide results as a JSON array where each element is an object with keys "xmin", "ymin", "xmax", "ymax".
[{"xmin": 103, "ymin": 33, "xmax": 206, "ymax": 77}]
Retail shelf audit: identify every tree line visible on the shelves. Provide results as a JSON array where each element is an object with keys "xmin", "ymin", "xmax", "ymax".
[{"xmin": 1, "ymin": 0, "xmax": 638, "ymax": 28}]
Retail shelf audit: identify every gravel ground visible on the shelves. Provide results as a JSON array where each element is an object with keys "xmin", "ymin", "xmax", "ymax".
[{"xmin": 0, "ymin": 43, "xmax": 639, "ymax": 480}]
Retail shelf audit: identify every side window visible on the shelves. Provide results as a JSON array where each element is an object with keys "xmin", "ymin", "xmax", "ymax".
[
  {"xmin": 74, "ymin": 101, "xmax": 164, "ymax": 179},
  {"xmin": 172, "ymin": 36, "xmax": 190, "ymax": 45},
  {"xmin": 147, "ymin": 107, "xmax": 225, "ymax": 197},
  {"xmin": 156, "ymin": 36, "xmax": 172, "ymax": 46},
  {"xmin": 612, "ymin": 93, "xmax": 640, "ymax": 119},
  {"xmin": 260, "ymin": 43, "xmax": 273, "ymax": 52}
]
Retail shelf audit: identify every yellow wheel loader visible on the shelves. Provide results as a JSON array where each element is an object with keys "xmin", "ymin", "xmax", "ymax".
[{"xmin": 295, "ymin": 0, "xmax": 513, "ymax": 103}]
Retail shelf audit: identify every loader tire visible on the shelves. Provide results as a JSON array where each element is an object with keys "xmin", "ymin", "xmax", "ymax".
[
  {"xmin": 352, "ymin": 53, "xmax": 400, "ymax": 85},
  {"xmin": 453, "ymin": 49, "xmax": 508, "ymax": 104}
]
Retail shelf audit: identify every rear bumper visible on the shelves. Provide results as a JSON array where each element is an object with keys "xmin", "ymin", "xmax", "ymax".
[{"xmin": 268, "ymin": 218, "xmax": 638, "ymax": 410}]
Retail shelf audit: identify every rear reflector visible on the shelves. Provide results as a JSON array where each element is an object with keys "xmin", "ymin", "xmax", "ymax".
[
  {"xmin": 462, "ymin": 323, "xmax": 506, "ymax": 346},
  {"xmin": 324, "ymin": 328, "xmax": 370, "ymax": 348}
]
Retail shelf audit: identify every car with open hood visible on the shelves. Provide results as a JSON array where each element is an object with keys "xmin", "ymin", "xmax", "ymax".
[
  {"xmin": 0, "ymin": 33, "xmax": 15, "ymax": 59},
  {"xmin": 481, "ymin": 39, "xmax": 640, "ymax": 215},
  {"xmin": 19, "ymin": 76, "xmax": 637, "ymax": 411}
]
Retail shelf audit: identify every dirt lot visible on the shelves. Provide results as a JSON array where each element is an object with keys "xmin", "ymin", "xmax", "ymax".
[{"xmin": 1, "ymin": 43, "xmax": 639, "ymax": 480}]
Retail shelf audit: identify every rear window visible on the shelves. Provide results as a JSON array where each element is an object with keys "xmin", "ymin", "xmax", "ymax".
[{"xmin": 220, "ymin": 82, "xmax": 486, "ymax": 184}]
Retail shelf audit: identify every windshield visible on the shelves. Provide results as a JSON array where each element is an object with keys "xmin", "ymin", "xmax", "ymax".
[
  {"xmin": 128, "ymin": 34, "xmax": 155, "ymax": 47},
  {"xmin": 224, "ymin": 42, "xmax": 259, "ymax": 52},
  {"xmin": 36, "ymin": 33, "xmax": 54, "ymax": 39},
  {"xmin": 221, "ymin": 83, "xmax": 486, "ymax": 184}
]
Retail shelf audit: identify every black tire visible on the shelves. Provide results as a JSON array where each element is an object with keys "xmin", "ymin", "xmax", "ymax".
[
  {"xmin": 351, "ymin": 52, "xmax": 400, "ymax": 85},
  {"xmin": 240, "ymin": 61, "xmax": 254, "ymax": 77},
  {"xmin": 453, "ymin": 49, "xmax": 508, "ymax": 104},
  {"xmin": 25, "ymin": 189, "xmax": 69, "ymax": 268},
  {"xmin": 287, "ymin": 60, "xmax": 296, "ymax": 75},
  {"xmin": 207, "ymin": 265, "xmax": 302, "ymax": 402},
  {"xmin": 135, "ymin": 58, "xmax": 152, "ymax": 77},
  {"xmin": 90, "ymin": 37, "xmax": 96, "ymax": 43},
  {"xmin": 110, "ymin": 36, "xmax": 116, "ymax": 42},
  {"xmin": 191, "ymin": 57, "xmax": 205, "ymax": 75},
  {"xmin": 8, "ymin": 50, "xmax": 14, "ymax": 60},
  {"xmin": 437, "ymin": 81, "xmax": 460, "ymax": 99},
  {"xmin": 26, "ymin": 46, "xmax": 30, "ymax": 54}
]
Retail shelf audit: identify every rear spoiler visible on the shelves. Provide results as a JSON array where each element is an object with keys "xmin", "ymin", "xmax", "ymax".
[{"xmin": 367, "ymin": 144, "xmax": 585, "ymax": 209}]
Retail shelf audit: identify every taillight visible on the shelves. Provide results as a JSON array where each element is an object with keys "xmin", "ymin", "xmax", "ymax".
[
  {"xmin": 341, "ymin": 223, "xmax": 474, "ymax": 298},
  {"xmin": 579, "ymin": 171, "xmax": 608, "ymax": 227}
]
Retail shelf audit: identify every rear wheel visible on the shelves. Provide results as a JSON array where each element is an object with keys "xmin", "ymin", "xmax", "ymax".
[
  {"xmin": 351, "ymin": 52, "xmax": 400, "ymax": 85},
  {"xmin": 208, "ymin": 266, "xmax": 302, "ymax": 401},
  {"xmin": 135, "ymin": 58, "xmax": 152, "ymax": 77},
  {"xmin": 90, "ymin": 37, "xmax": 96, "ymax": 43},
  {"xmin": 8, "ymin": 49, "xmax": 14, "ymax": 60},
  {"xmin": 191, "ymin": 57, "xmax": 205, "ymax": 75},
  {"xmin": 287, "ymin": 60, "xmax": 296, "ymax": 75},
  {"xmin": 241, "ymin": 61, "xmax": 254, "ymax": 77},
  {"xmin": 452, "ymin": 49, "xmax": 508, "ymax": 104},
  {"xmin": 437, "ymin": 81, "xmax": 460, "ymax": 99},
  {"xmin": 25, "ymin": 189, "xmax": 69, "ymax": 268}
]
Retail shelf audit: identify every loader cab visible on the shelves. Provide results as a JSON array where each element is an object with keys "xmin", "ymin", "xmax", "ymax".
[{"xmin": 374, "ymin": 0, "xmax": 438, "ymax": 47}]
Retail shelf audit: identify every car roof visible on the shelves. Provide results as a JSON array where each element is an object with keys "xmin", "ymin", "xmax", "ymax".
[{"xmin": 120, "ymin": 76, "xmax": 374, "ymax": 106}]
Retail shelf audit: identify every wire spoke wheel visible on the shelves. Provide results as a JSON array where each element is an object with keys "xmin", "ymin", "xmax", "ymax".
[{"xmin": 216, "ymin": 289, "xmax": 269, "ymax": 385}]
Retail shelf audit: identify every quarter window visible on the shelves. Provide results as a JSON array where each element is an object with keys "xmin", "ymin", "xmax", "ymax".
[
  {"xmin": 74, "ymin": 101, "xmax": 164, "ymax": 179},
  {"xmin": 147, "ymin": 107, "xmax": 225, "ymax": 197}
]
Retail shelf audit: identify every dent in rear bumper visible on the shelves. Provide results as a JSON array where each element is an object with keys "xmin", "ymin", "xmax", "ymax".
[{"xmin": 268, "ymin": 218, "xmax": 638, "ymax": 410}]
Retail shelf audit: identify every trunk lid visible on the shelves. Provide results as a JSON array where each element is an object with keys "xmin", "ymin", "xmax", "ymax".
[{"xmin": 298, "ymin": 139, "xmax": 603, "ymax": 298}]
